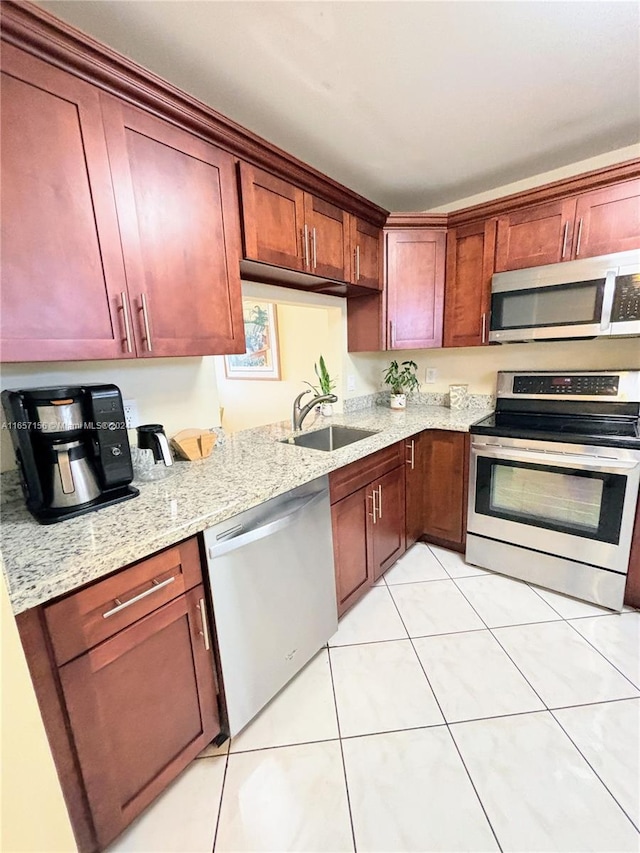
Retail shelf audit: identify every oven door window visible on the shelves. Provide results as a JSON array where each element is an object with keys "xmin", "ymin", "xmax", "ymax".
[
  {"xmin": 475, "ymin": 458, "xmax": 627, "ymax": 544},
  {"xmin": 491, "ymin": 279, "xmax": 605, "ymax": 331}
]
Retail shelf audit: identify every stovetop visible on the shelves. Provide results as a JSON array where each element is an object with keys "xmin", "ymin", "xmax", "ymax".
[{"xmin": 470, "ymin": 412, "xmax": 640, "ymax": 450}]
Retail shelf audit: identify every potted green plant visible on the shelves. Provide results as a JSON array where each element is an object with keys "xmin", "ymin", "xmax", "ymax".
[
  {"xmin": 305, "ymin": 355, "xmax": 337, "ymax": 415},
  {"xmin": 382, "ymin": 359, "xmax": 420, "ymax": 409}
]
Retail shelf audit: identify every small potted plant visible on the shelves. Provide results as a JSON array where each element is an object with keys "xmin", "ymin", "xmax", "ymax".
[
  {"xmin": 383, "ymin": 359, "xmax": 420, "ymax": 409},
  {"xmin": 306, "ymin": 355, "xmax": 337, "ymax": 416}
]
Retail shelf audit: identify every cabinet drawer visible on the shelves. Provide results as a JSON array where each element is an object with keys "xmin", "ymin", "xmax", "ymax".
[
  {"xmin": 45, "ymin": 537, "xmax": 202, "ymax": 666},
  {"xmin": 330, "ymin": 442, "xmax": 403, "ymax": 504}
]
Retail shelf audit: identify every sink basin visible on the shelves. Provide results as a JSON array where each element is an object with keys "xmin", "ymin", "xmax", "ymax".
[{"xmin": 281, "ymin": 425, "xmax": 379, "ymax": 452}]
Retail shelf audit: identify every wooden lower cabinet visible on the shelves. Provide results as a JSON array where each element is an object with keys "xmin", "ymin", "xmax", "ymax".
[
  {"xmin": 422, "ymin": 431, "xmax": 470, "ymax": 550},
  {"xmin": 405, "ymin": 432, "xmax": 426, "ymax": 549},
  {"xmin": 15, "ymin": 538, "xmax": 221, "ymax": 852},
  {"xmin": 330, "ymin": 444, "xmax": 406, "ymax": 616}
]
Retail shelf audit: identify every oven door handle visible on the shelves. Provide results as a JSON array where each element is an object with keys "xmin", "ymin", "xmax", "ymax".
[{"xmin": 472, "ymin": 445, "xmax": 640, "ymax": 472}]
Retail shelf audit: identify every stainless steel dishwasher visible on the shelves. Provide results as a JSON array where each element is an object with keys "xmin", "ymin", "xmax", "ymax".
[{"xmin": 203, "ymin": 475, "xmax": 337, "ymax": 736}]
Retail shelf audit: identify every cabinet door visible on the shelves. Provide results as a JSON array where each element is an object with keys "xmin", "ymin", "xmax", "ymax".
[
  {"xmin": 0, "ymin": 44, "xmax": 132, "ymax": 362},
  {"xmin": 370, "ymin": 466, "xmax": 406, "ymax": 581},
  {"xmin": 102, "ymin": 95, "xmax": 245, "ymax": 357},
  {"xmin": 495, "ymin": 198, "xmax": 577, "ymax": 272},
  {"xmin": 573, "ymin": 179, "xmax": 640, "ymax": 259},
  {"xmin": 58, "ymin": 585, "xmax": 219, "ymax": 849},
  {"xmin": 331, "ymin": 486, "xmax": 373, "ymax": 617},
  {"xmin": 423, "ymin": 431, "xmax": 469, "ymax": 548},
  {"xmin": 405, "ymin": 433, "xmax": 425, "ymax": 549},
  {"xmin": 444, "ymin": 219, "xmax": 497, "ymax": 347},
  {"xmin": 350, "ymin": 216, "xmax": 382, "ymax": 290},
  {"xmin": 239, "ymin": 163, "xmax": 305, "ymax": 270},
  {"xmin": 305, "ymin": 194, "xmax": 349, "ymax": 280},
  {"xmin": 386, "ymin": 229, "xmax": 446, "ymax": 349}
]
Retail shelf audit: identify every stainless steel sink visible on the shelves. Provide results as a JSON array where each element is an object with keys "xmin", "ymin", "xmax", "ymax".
[{"xmin": 281, "ymin": 425, "xmax": 379, "ymax": 452}]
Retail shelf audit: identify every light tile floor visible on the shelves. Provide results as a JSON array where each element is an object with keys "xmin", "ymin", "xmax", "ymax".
[{"xmin": 110, "ymin": 542, "xmax": 640, "ymax": 852}]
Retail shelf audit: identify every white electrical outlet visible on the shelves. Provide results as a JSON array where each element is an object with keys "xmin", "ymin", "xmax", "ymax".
[
  {"xmin": 347, "ymin": 374, "xmax": 356, "ymax": 392},
  {"xmin": 123, "ymin": 399, "xmax": 139, "ymax": 429},
  {"xmin": 426, "ymin": 368, "xmax": 437, "ymax": 384}
]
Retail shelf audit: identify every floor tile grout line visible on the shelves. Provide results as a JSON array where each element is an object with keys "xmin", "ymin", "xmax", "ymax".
[
  {"xmin": 228, "ymin": 735, "xmax": 341, "ymax": 756},
  {"xmin": 326, "ymin": 646, "xmax": 358, "ymax": 853},
  {"xmin": 384, "ymin": 580, "xmax": 505, "ymax": 853},
  {"xmin": 330, "ymin": 627, "xmax": 489, "ymax": 648},
  {"xmin": 549, "ymin": 709, "xmax": 640, "ymax": 834},
  {"xmin": 562, "ymin": 617, "xmax": 640, "ymax": 693},
  {"xmin": 211, "ymin": 746, "xmax": 231, "ymax": 853}
]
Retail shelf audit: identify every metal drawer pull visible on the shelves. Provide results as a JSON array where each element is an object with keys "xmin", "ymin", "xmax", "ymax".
[
  {"xmin": 120, "ymin": 292, "xmax": 133, "ymax": 353},
  {"xmin": 368, "ymin": 491, "xmax": 377, "ymax": 524},
  {"xmin": 103, "ymin": 576, "xmax": 175, "ymax": 618},
  {"xmin": 561, "ymin": 221, "xmax": 569, "ymax": 259},
  {"xmin": 355, "ymin": 245, "xmax": 361, "ymax": 280},
  {"xmin": 377, "ymin": 484, "xmax": 382, "ymax": 518},
  {"xmin": 303, "ymin": 225, "xmax": 310, "ymax": 268},
  {"xmin": 198, "ymin": 598, "xmax": 211, "ymax": 651},
  {"xmin": 141, "ymin": 293, "xmax": 153, "ymax": 352},
  {"xmin": 389, "ymin": 320, "xmax": 395, "ymax": 348},
  {"xmin": 312, "ymin": 226, "xmax": 317, "ymax": 269},
  {"xmin": 481, "ymin": 312, "xmax": 487, "ymax": 344},
  {"xmin": 406, "ymin": 439, "xmax": 415, "ymax": 470}
]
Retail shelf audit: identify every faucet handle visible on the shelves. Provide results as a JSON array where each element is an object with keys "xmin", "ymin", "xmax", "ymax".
[{"xmin": 293, "ymin": 389, "xmax": 312, "ymax": 409}]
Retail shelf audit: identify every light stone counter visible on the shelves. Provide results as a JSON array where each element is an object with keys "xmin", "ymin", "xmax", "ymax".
[{"xmin": 1, "ymin": 404, "xmax": 492, "ymax": 614}]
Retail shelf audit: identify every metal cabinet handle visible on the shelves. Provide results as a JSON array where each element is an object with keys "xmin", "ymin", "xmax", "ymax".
[
  {"xmin": 103, "ymin": 576, "xmax": 175, "ymax": 618},
  {"xmin": 377, "ymin": 484, "xmax": 382, "ymax": 518},
  {"xmin": 406, "ymin": 439, "xmax": 415, "ymax": 470},
  {"xmin": 481, "ymin": 312, "xmax": 487, "ymax": 345},
  {"xmin": 368, "ymin": 491, "xmax": 377, "ymax": 524},
  {"xmin": 140, "ymin": 293, "xmax": 153, "ymax": 352},
  {"xmin": 355, "ymin": 245, "xmax": 361, "ymax": 281},
  {"xmin": 561, "ymin": 221, "xmax": 569, "ymax": 259},
  {"xmin": 303, "ymin": 225, "xmax": 310, "ymax": 269},
  {"xmin": 575, "ymin": 218, "xmax": 583, "ymax": 256},
  {"xmin": 120, "ymin": 292, "xmax": 133, "ymax": 353},
  {"xmin": 312, "ymin": 227, "xmax": 317, "ymax": 270},
  {"xmin": 388, "ymin": 320, "xmax": 395, "ymax": 348},
  {"xmin": 198, "ymin": 597, "xmax": 211, "ymax": 651}
]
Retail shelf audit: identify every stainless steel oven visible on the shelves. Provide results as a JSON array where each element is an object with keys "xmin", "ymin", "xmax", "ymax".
[
  {"xmin": 489, "ymin": 249, "xmax": 640, "ymax": 343},
  {"xmin": 467, "ymin": 371, "xmax": 640, "ymax": 610}
]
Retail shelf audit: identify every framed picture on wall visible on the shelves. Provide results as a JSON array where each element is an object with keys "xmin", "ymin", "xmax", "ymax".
[{"xmin": 224, "ymin": 300, "xmax": 281, "ymax": 380}]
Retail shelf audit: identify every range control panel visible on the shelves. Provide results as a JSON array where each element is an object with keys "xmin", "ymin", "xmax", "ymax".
[
  {"xmin": 512, "ymin": 375, "xmax": 620, "ymax": 396},
  {"xmin": 612, "ymin": 274, "xmax": 640, "ymax": 323}
]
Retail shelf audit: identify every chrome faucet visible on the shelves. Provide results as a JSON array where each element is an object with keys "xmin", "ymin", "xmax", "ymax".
[{"xmin": 292, "ymin": 389, "xmax": 338, "ymax": 432}]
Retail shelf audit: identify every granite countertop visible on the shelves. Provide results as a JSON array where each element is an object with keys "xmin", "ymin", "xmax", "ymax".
[{"xmin": 1, "ymin": 403, "xmax": 492, "ymax": 615}]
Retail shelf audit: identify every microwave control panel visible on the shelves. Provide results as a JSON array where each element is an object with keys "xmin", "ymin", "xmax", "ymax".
[
  {"xmin": 612, "ymin": 274, "xmax": 640, "ymax": 322},
  {"xmin": 512, "ymin": 375, "xmax": 620, "ymax": 396}
]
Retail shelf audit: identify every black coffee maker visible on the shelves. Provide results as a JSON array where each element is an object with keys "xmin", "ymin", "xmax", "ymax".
[{"xmin": 2, "ymin": 384, "xmax": 139, "ymax": 523}]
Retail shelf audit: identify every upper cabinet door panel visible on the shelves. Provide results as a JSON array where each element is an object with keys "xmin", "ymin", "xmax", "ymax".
[
  {"xmin": 304, "ymin": 195, "xmax": 349, "ymax": 280},
  {"xmin": 350, "ymin": 217, "xmax": 382, "ymax": 290},
  {"xmin": 495, "ymin": 198, "xmax": 577, "ymax": 272},
  {"xmin": 573, "ymin": 179, "xmax": 640, "ymax": 258},
  {"xmin": 0, "ymin": 45, "xmax": 132, "ymax": 362},
  {"xmin": 102, "ymin": 96, "xmax": 245, "ymax": 357},
  {"xmin": 386, "ymin": 229, "xmax": 445, "ymax": 349},
  {"xmin": 444, "ymin": 219, "xmax": 496, "ymax": 348},
  {"xmin": 239, "ymin": 163, "xmax": 305, "ymax": 270}
]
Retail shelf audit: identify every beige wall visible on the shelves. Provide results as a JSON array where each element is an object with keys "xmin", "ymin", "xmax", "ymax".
[
  {"xmin": 1, "ymin": 575, "xmax": 76, "ymax": 852},
  {"xmin": 431, "ymin": 143, "xmax": 640, "ymax": 213}
]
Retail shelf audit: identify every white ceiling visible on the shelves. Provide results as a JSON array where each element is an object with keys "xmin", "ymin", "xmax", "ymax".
[{"xmin": 39, "ymin": 1, "xmax": 640, "ymax": 210}]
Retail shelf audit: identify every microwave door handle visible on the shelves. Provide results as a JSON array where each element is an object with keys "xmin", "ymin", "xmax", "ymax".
[
  {"xmin": 600, "ymin": 270, "xmax": 617, "ymax": 332},
  {"xmin": 473, "ymin": 446, "xmax": 639, "ymax": 472}
]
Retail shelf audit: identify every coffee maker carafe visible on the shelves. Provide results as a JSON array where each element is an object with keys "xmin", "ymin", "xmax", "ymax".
[{"xmin": 2, "ymin": 384, "xmax": 139, "ymax": 523}]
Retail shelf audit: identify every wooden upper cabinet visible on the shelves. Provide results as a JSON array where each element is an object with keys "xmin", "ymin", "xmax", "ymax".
[
  {"xmin": 304, "ymin": 194, "xmax": 349, "ymax": 279},
  {"xmin": 386, "ymin": 229, "xmax": 446, "ymax": 349},
  {"xmin": 495, "ymin": 198, "xmax": 578, "ymax": 272},
  {"xmin": 0, "ymin": 44, "xmax": 133, "ymax": 362},
  {"xmin": 102, "ymin": 95, "xmax": 245, "ymax": 358},
  {"xmin": 444, "ymin": 219, "xmax": 497, "ymax": 348},
  {"xmin": 573, "ymin": 179, "xmax": 640, "ymax": 259},
  {"xmin": 349, "ymin": 217, "xmax": 382, "ymax": 290},
  {"xmin": 239, "ymin": 163, "xmax": 305, "ymax": 270}
]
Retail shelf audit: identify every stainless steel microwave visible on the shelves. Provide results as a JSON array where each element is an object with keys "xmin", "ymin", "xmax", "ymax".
[{"xmin": 489, "ymin": 249, "xmax": 640, "ymax": 342}]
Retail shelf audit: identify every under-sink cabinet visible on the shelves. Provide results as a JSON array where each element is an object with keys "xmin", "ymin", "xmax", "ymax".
[
  {"xmin": 16, "ymin": 537, "xmax": 221, "ymax": 853},
  {"xmin": 330, "ymin": 442, "xmax": 406, "ymax": 615}
]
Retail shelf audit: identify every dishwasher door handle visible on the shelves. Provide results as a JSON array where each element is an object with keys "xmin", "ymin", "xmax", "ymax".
[{"xmin": 208, "ymin": 490, "xmax": 326, "ymax": 559}]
